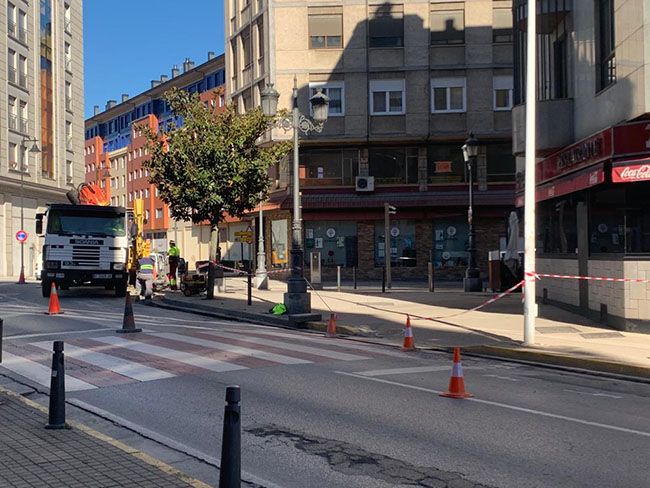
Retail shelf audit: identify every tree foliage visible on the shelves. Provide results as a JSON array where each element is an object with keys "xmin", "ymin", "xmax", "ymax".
[{"xmin": 142, "ymin": 88, "xmax": 290, "ymax": 229}]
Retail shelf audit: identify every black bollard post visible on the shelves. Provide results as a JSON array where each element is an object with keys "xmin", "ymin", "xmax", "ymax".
[
  {"xmin": 353, "ymin": 266, "xmax": 357, "ymax": 290},
  {"xmin": 219, "ymin": 386, "xmax": 241, "ymax": 488},
  {"xmin": 247, "ymin": 271, "xmax": 252, "ymax": 306},
  {"xmin": 382, "ymin": 266, "xmax": 386, "ymax": 293},
  {"xmin": 45, "ymin": 341, "xmax": 70, "ymax": 430}
]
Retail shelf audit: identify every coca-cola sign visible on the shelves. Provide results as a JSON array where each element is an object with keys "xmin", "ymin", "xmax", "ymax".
[{"xmin": 612, "ymin": 161, "xmax": 650, "ymax": 183}]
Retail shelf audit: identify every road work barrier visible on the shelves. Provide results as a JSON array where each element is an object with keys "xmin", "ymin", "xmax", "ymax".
[
  {"xmin": 45, "ymin": 341, "xmax": 70, "ymax": 429},
  {"xmin": 219, "ymin": 385, "xmax": 241, "ymax": 488},
  {"xmin": 45, "ymin": 282, "xmax": 63, "ymax": 315},
  {"xmin": 117, "ymin": 294, "xmax": 141, "ymax": 334},
  {"xmin": 440, "ymin": 347, "xmax": 473, "ymax": 399}
]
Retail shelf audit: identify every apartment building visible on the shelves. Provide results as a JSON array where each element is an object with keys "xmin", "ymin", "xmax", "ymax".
[
  {"xmin": 84, "ymin": 53, "xmax": 227, "ymax": 265},
  {"xmin": 226, "ymin": 0, "xmax": 517, "ymax": 281},
  {"xmin": 512, "ymin": 0, "xmax": 650, "ymax": 331},
  {"xmin": 0, "ymin": 0, "xmax": 84, "ymax": 278}
]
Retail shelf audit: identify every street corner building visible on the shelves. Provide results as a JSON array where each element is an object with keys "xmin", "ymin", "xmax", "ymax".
[
  {"xmin": 224, "ymin": 0, "xmax": 518, "ymax": 283},
  {"xmin": 512, "ymin": 0, "xmax": 650, "ymax": 332},
  {"xmin": 0, "ymin": 0, "xmax": 84, "ymax": 278},
  {"xmin": 84, "ymin": 53, "xmax": 226, "ymax": 265}
]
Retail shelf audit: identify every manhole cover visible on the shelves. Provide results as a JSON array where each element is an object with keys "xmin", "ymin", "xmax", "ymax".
[
  {"xmin": 580, "ymin": 332, "xmax": 624, "ymax": 339},
  {"xmin": 536, "ymin": 326, "xmax": 580, "ymax": 334}
]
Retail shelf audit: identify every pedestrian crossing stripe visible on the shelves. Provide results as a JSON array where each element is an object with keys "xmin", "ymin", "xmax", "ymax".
[{"xmin": 0, "ymin": 329, "xmax": 396, "ymax": 391}]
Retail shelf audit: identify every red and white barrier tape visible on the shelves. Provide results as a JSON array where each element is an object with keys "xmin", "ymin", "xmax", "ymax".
[{"xmin": 526, "ymin": 271, "xmax": 650, "ymax": 284}]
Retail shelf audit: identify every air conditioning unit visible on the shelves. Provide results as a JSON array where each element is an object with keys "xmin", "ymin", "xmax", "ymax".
[{"xmin": 355, "ymin": 176, "xmax": 374, "ymax": 192}]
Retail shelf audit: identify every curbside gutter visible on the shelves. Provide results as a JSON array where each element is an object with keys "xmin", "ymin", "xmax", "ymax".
[{"xmin": 149, "ymin": 296, "xmax": 650, "ymax": 383}]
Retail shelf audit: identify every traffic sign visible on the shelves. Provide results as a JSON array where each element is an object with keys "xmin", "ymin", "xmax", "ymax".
[
  {"xmin": 15, "ymin": 230, "xmax": 28, "ymax": 242},
  {"xmin": 234, "ymin": 231, "xmax": 252, "ymax": 238}
]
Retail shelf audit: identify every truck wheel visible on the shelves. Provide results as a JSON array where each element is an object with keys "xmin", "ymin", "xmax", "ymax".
[
  {"xmin": 42, "ymin": 280, "xmax": 52, "ymax": 298},
  {"xmin": 115, "ymin": 280, "xmax": 127, "ymax": 298}
]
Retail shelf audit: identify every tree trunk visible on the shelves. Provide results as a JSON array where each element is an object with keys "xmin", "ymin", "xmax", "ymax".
[{"xmin": 206, "ymin": 223, "xmax": 221, "ymax": 299}]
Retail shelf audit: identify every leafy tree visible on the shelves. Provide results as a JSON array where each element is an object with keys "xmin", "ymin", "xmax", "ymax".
[{"xmin": 143, "ymin": 88, "xmax": 290, "ymax": 297}]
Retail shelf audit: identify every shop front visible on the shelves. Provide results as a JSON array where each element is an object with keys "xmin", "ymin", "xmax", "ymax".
[{"xmin": 519, "ymin": 121, "xmax": 650, "ymax": 332}]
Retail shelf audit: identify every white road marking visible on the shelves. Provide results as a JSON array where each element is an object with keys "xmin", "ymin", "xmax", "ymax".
[
  {"xmin": 5, "ymin": 328, "xmax": 111, "ymax": 340},
  {"xmin": 202, "ymin": 331, "xmax": 370, "ymax": 361},
  {"xmin": 564, "ymin": 389, "xmax": 623, "ymax": 399},
  {"xmin": 337, "ymin": 372, "xmax": 650, "ymax": 438},
  {"xmin": 483, "ymin": 374, "xmax": 520, "ymax": 382},
  {"xmin": 92, "ymin": 336, "xmax": 248, "ymax": 373},
  {"xmin": 355, "ymin": 365, "xmax": 454, "ymax": 376},
  {"xmin": 149, "ymin": 332, "xmax": 311, "ymax": 365},
  {"xmin": 0, "ymin": 352, "xmax": 97, "ymax": 391},
  {"xmin": 30, "ymin": 342, "xmax": 175, "ymax": 382}
]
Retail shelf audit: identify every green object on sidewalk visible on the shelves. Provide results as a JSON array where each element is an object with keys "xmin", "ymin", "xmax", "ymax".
[{"xmin": 271, "ymin": 303, "xmax": 287, "ymax": 315}]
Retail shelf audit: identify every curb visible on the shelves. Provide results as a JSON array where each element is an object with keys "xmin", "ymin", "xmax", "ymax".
[
  {"xmin": 461, "ymin": 345, "xmax": 650, "ymax": 382},
  {"xmin": 0, "ymin": 385, "xmax": 211, "ymax": 488},
  {"xmin": 151, "ymin": 296, "xmax": 650, "ymax": 383}
]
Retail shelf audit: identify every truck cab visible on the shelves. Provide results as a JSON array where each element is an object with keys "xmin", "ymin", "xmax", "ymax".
[{"xmin": 37, "ymin": 204, "xmax": 130, "ymax": 297}]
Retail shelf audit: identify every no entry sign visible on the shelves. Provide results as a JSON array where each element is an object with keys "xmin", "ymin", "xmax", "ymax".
[{"xmin": 16, "ymin": 230, "xmax": 28, "ymax": 242}]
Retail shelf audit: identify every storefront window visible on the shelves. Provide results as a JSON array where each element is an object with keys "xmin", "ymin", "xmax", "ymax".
[
  {"xmin": 304, "ymin": 221, "xmax": 358, "ymax": 267},
  {"xmin": 374, "ymin": 220, "xmax": 416, "ymax": 267},
  {"xmin": 589, "ymin": 188, "xmax": 624, "ymax": 254},
  {"xmin": 625, "ymin": 183, "xmax": 650, "ymax": 253},
  {"xmin": 271, "ymin": 219, "xmax": 288, "ymax": 267},
  {"xmin": 538, "ymin": 197, "xmax": 578, "ymax": 254},
  {"xmin": 433, "ymin": 218, "xmax": 468, "ymax": 268}
]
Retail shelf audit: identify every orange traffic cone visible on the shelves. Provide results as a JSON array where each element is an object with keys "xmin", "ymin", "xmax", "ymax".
[
  {"xmin": 116, "ymin": 294, "xmax": 142, "ymax": 333},
  {"xmin": 440, "ymin": 347, "xmax": 473, "ymax": 399},
  {"xmin": 326, "ymin": 313, "xmax": 337, "ymax": 338},
  {"xmin": 401, "ymin": 315, "xmax": 416, "ymax": 351},
  {"xmin": 45, "ymin": 282, "xmax": 63, "ymax": 315}
]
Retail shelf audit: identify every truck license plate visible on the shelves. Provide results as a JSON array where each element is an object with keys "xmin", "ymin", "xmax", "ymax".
[{"xmin": 92, "ymin": 273, "xmax": 112, "ymax": 279}]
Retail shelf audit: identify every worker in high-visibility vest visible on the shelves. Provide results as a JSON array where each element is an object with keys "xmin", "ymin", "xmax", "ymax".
[
  {"xmin": 136, "ymin": 254, "xmax": 155, "ymax": 300},
  {"xmin": 168, "ymin": 240, "xmax": 181, "ymax": 290}
]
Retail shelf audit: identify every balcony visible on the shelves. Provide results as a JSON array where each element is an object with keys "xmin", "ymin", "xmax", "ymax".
[{"xmin": 512, "ymin": 98, "xmax": 574, "ymax": 156}]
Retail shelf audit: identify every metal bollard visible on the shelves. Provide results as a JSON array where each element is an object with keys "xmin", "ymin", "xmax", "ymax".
[
  {"xmin": 428, "ymin": 262, "xmax": 434, "ymax": 292},
  {"xmin": 219, "ymin": 385, "xmax": 241, "ymax": 488},
  {"xmin": 337, "ymin": 266, "xmax": 341, "ymax": 292},
  {"xmin": 45, "ymin": 341, "xmax": 70, "ymax": 430},
  {"xmin": 247, "ymin": 271, "xmax": 252, "ymax": 306},
  {"xmin": 382, "ymin": 266, "xmax": 386, "ymax": 293},
  {"xmin": 353, "ymin": 266, "xmax": 357, "ymax": 290}
]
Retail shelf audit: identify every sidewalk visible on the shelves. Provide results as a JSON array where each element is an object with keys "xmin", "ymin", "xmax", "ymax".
[
  {"xmin": 0, "ymin": 387, "xmax": 208, "ymax": 488},
  {"xmin": 155, "ymin": 276, "xmax": 650, "ymax": 380}
]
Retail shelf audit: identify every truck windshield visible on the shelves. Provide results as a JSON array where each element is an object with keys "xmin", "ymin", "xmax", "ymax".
[{"xmin": 47, "ymin": 212, "xmax": 126, "ymax": 237}]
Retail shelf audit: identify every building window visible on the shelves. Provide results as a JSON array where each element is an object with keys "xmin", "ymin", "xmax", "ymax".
[
  {"xmin": 64, "ymin": 3, "xmax": 71, "ymax": 33},
  {"xmin": 304, "ymin": 222, "xmax": 358, "ymax": 267},
  {"xmin": 374, "ymin": 220, "xmax": 416, "ymax": 267},
  {"xmin": 7, "ymin": 3, "xmax": 16, "ymax": 35},
  {"xmin": 369, "ymin": 4, "xmax": 403, "ymax": 48},
  {"xmin": 19, "ymin": 55, "xmax": 27, "ymax": 88},
  {"xmin": 539, "ymin": 197, "xmax": 580, "ymax": 255},
  {"xmin": 493, "ymin": 76, "xmax": 513, "ymax": 111},
  {"xmin": 596, "ymin": 0, "xmax": 616, "ymax": 91},
  {"xmin": 300, "ymin": 149, "xmax": 359, "ymax": 186},
  {"xmin": 271, "ymin": 219, "xmax": 288, "ymax": 267},
  {"xmin": 308, "ymin": 11, "xmax": 342, "ymax": 49},
  {"xmin": 241, "ymin": 28, "xmax": 252, "ymax": 69},
  {"xmin": 430, "ymin": 4, "xmax": 464, "ymax": 45},
  {"xmin": 492, "ymin": 7, "xmax": 512, "ymax": 43},
  {"xmin": 368, "ymin": 147, "xmax": 418, "ymax": 184},
  {"xmin": 428, "ymin": 144, "xmax": 465, "ymax": 183},
  {"xmin": 66, "ymin": 160, "xmax": 73, "ymax": 183},
  {"xmin": 370, "ymin": 79, "xmax": 405, "ymax": 115},
  {"xmin": 64, "ymin": 42, "xmax": 71, "ymax": 71},
  {"xmin": 155, "ymin": 208, "xmax": 163, "ymax": 219},
  {"xmin": 431, "ymin": 78, "xmax": 466, "ymax": 113},
  {"xmin": 309, "ymin": 82, "xmax": 344, "ymax": 116},
  {"xmin": 18, "ymin": 9, "xmax": 26, "ymax": 42},
  {"xmin": 145, "ymin": 210, "xmax": 150, "ymax": 220},
  {"xmin": 9, "ymin": 143, "xmax": 18, "ymax": 168},
  {"xmin": 486, "ymin": 143, "xmax": 515, "ymax": 182}
]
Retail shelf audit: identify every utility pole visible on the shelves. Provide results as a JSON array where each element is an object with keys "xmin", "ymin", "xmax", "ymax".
[{"xmin": 384, "ymin": 203, "xmax": 396, "ymax": 290}]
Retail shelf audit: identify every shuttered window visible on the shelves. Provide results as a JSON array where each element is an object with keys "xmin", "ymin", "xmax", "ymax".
[{"xmin": 309, "ymin": 14, "xmax": 342, "ymax": 49}]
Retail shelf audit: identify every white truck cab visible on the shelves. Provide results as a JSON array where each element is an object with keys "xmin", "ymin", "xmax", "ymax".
[{"xmin": 36, "ymin": 204, "xmax": 130, "ymax": 297}]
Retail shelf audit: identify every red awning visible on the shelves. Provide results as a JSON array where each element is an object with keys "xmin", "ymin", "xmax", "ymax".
[
  {"xmin": 516, "ymin": 163, "xmax": 605, "ymax": 207},
  {"xmin": 612, "ymin": 157, "xmax": 650, "ymax": 183}
]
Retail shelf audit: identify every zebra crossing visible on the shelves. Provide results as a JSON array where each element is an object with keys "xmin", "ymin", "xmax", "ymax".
[{"xmin": 0, "ymin": 327, "xmax": 402, "ymax": 392}]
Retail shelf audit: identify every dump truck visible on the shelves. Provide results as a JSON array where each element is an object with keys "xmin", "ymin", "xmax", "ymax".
[{"xmin": 36, "ymin": 184, "xmax": 130, "ymax": 297}]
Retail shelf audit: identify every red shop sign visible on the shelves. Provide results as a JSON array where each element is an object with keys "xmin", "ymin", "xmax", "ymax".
[
  {"xmin": 613, "ymin": 121, "xmax": 650, "ymax": 156},
  {"xmin": 612, "ymin": 159, "xmax": 650, "ymax": 183}
]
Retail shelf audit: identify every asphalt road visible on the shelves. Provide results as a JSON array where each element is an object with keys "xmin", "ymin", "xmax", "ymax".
[{"xmin": 1, "ymin": 281, "xmax": 649, "ymax": 488}]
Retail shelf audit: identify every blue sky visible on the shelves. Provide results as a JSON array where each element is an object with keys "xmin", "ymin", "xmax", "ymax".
[{"xmin": 83, "ymin": 0, "xmax": 224, "ymax": 119}]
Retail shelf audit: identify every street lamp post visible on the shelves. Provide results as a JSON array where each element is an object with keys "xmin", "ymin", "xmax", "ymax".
[
  {"xmin": 261, "ymin": 77, "xmax": 329, "ymax": 314},
  {"xmin": 255, "ymin": 193, "xmax": 268, "ymax": 289},
  {"xmin": 17, "ymin": 137, "xmax": 41, "ymax": 284},
  {"xmin": 461, "ymin": 133, "xmax": 482, "ymax": 292}
]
